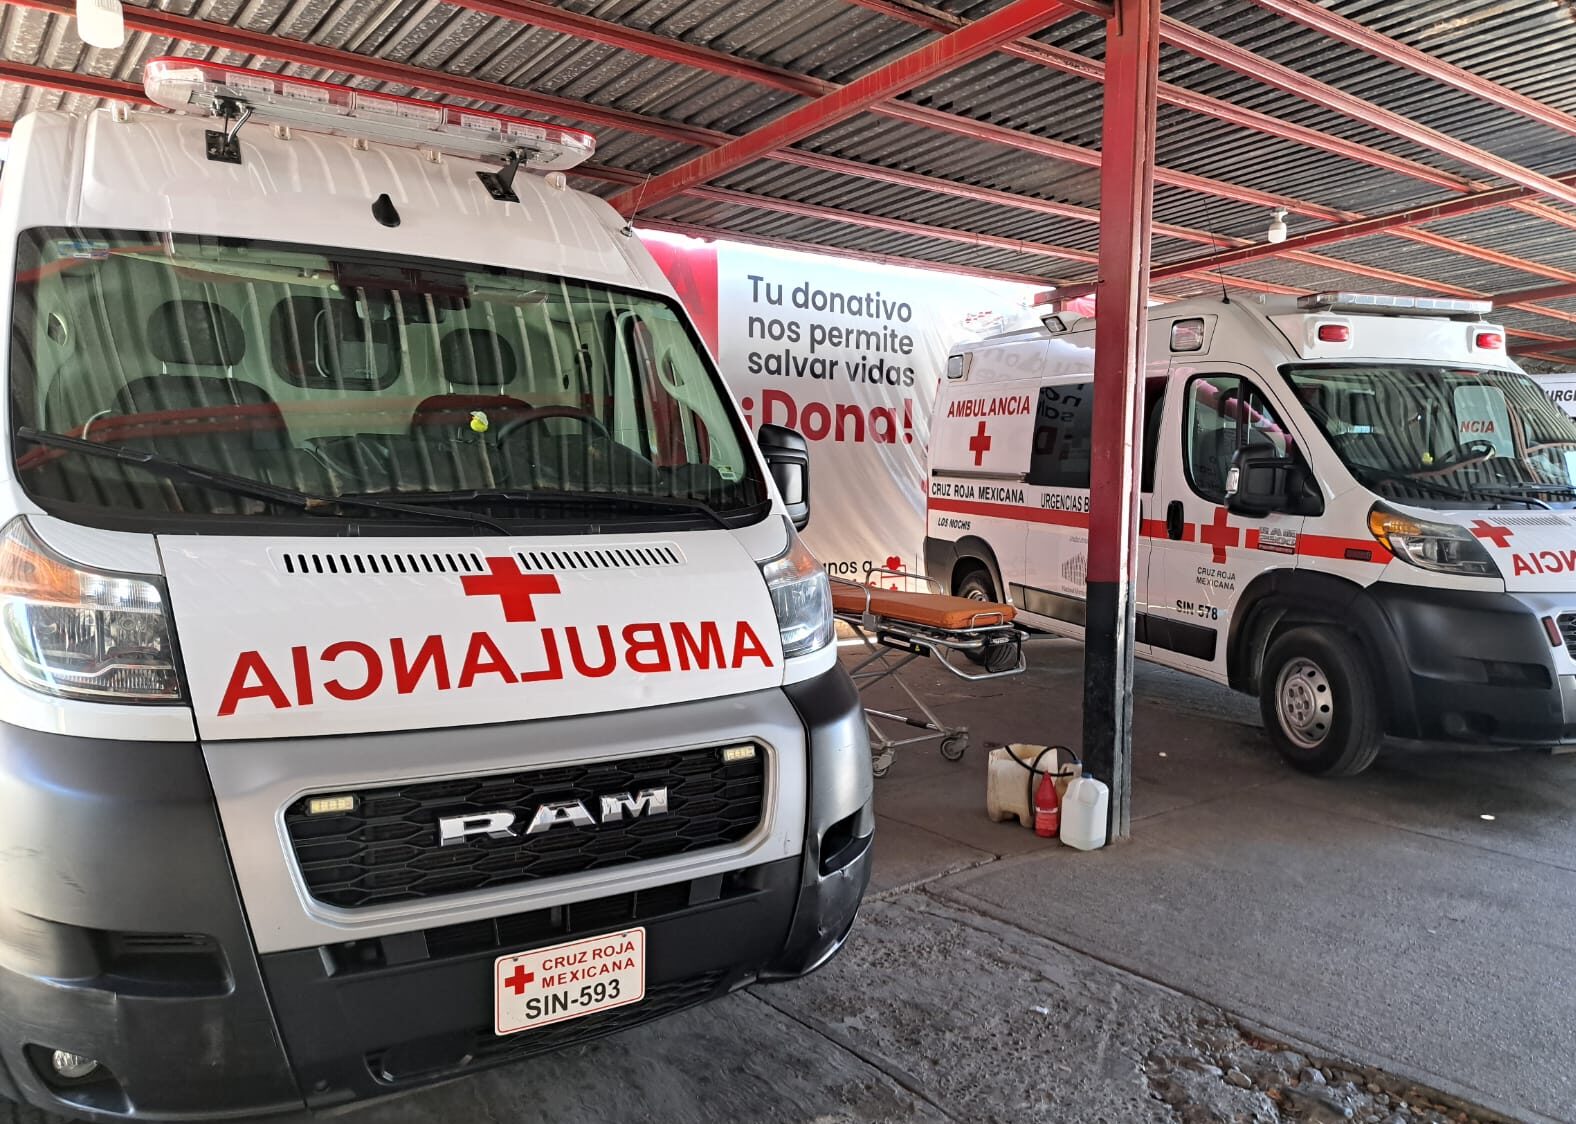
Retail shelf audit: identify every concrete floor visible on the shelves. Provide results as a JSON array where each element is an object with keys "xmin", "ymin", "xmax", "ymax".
[{"xmin": 348, "ymin": 639, "xmax": 1576, "ymax": 1124}]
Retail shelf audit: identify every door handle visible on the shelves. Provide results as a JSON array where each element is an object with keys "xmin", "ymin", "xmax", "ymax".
[{"xmin": 1166, "ymin": 499, "xmax": 1185, "ymax": 540}]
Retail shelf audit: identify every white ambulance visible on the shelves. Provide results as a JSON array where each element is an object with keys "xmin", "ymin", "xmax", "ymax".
[
  {"xmin": 927, "ymin": 291, "xmax": 1576, "ymax": 776},
  {"xmin": 0, "ymin": 61, "xmax": 871, "ymax": 1120}
]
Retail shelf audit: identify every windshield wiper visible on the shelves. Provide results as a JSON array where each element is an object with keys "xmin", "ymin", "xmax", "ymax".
[
  {"xmin": 16, "ymin": 428, "xmax": 513, "ymax": 534},
  {"xmin": 1348, "ymin": 463, "xmax": 1541, "ymax": 508},
  {"xmin": 405, "ymin": 488, "xmax": 739, "ymax": 530},
  {"xmin": 1466, "ymin": 481, "xmax": 1576, "ymax": 508}
]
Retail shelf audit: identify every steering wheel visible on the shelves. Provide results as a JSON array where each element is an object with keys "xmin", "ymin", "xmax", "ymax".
[
  {"xmin": 493, "ymin": 405, "xmax": 612, "ymax": 445},
  {"xmin": 1424, "ymin": 438, "xmax": 1498, "ymax": 472}
]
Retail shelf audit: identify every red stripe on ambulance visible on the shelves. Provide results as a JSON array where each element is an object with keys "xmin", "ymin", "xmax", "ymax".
[{"xmin": 929, "ymin": 498, "xmax": 1387, "ymax": 562}]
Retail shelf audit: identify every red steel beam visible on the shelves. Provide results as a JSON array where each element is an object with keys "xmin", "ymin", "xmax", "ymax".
[
  {"xmin": 634, "ymin": 219, "xmax": 1051, "ymax": 287},
  {"xmin": 843, "ymin": 0, "xmax": 1471, "ymax": 194},
  {"xmin": 1053, "ymin": 169, "xmax": 1576, "ymax": 301},
  {"xmin": 1493, "ymin": 281, "xmax": 1576, "ymax": 308},
  {"xmin": 1243, "ymin": 0, "xmax": 1576, "ymax": 141},
  {"xmin": 1510, "ymin": 340, "xmax": 1576, "ymax": 357},
  {"xmin": 10, "ymin": 0, "xmax": 726, "ymax": 150},
  {"xmin": 0, "ymin": 59, "xmax": 153, "ymax": 107},
  {"xmin": 606, "ymin": 0, "xmax": 1084, "ymax": 216},
  {"xmin": 1158, "ymin": 18, "xmax": 1576, "ymax": 210},
  {"xmin": 648, "ymin": 184, "xmax": 1096, "ymax": 269},
  {"xmin": 1083, "ymin": 0, "xmax": 1161, "ymax": 843}
]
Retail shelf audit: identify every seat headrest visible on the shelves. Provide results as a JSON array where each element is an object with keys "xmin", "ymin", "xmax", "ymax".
[
  {"xmin": 148, "ymin": 301, "xmax": 246, "ymax": 367},
  {"xmin": 410, "ymin": 393, "xmax": 533, "ymax": 431},
  {"xmin": 440, "ymin": 329, "xmax": 517, "ymax": 387},
  {"xmin": 112, "ymin": 376, "xmax": 289, "ymax": 450}
]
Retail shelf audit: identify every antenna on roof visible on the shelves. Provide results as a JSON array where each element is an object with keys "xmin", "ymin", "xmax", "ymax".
[
  {"xmin": 1201, "ymin": 199, "xmax": 1230, "ymax": 305},
  {"xmin": 622, "ymin": 172, "xmax": 655, "ymax": 237}
]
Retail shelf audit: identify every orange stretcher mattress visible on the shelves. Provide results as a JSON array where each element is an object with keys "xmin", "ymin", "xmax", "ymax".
[{"xmin": 831, "ymin": 585, "xmax": 1017, "ymax": 630}]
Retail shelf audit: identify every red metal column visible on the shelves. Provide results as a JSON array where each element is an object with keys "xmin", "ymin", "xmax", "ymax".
[
  {"xmin": 608, "ymin": 0, "xmax": 1081, "ymax": 216},
  {"xmin": 1083, "ymin": 0, "xmax": 1160, "ymax": 843}
]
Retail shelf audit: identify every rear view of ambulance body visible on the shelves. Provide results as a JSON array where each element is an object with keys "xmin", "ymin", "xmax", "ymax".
[
  {"xmin": 0, "ymin": 63, "xmax": 870, "ymax": 1121},
  {"xmin": 929, "ymin": 291, "xmax": 1576, "ymax": 776}
]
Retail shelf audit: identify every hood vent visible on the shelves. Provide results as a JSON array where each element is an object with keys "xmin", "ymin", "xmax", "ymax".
[
  {"xmin": 514, "ymin": 544, "xmax": 683, "ymax": 571},
  {"xmin": 279, "ymin": 551, "xmax": 486, "ymax": 577},
  {"xmin": 273, "ymin": 543, "xmax": 684, "ymax": 578}
]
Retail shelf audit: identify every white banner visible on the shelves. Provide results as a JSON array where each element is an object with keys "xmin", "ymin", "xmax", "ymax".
[{"xmin": 645, "ymin": 232, "xmax": 1038, "ymax": 584}]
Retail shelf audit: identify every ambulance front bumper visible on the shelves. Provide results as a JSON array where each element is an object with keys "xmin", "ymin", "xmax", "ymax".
[
  {"xmin": 1363, "ymin": 583, "xmax": 1576, "ymax": 746},
  {"xmin": 0, "ymin": 667, "xmax": 871, "ymax": 1121}
]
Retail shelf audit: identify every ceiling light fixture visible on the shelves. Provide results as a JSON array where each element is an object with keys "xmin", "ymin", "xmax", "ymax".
[
  {"xmin": 75, "ymin": 0, "xmax": 126, "ymax": 49},
  {"xmin": 1266, "ymin": 207, "xmax": 1289, "ymax": 244}
]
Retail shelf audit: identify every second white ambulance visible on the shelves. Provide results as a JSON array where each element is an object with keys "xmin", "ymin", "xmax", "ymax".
[{"xmin": 928, "ymin": 291, "xmax": 1576, "ymax": 776}]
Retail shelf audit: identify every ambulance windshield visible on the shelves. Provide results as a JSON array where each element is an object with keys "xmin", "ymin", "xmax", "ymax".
[
  {"xmin": 9, "ymin": 228, "xmax": 767, "ymax": 530},
  {"xmin": 1284, "ymin": 363, "xmax": 1576, "ymax": 507}
]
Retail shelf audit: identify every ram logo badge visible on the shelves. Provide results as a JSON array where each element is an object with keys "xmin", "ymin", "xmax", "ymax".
[{"xmin": 437, "ymin": 788, "xmax": 670, "ymax": 846}]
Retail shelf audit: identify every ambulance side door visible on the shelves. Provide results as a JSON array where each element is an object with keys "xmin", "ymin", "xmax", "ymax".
[
  {"xmin": 1144, "ymin": 363, "xmax": 1306, "ymax": 683},
  {"xmin": 1017, "ymin": 379, "xmax": 1094, "ymax": 635}
]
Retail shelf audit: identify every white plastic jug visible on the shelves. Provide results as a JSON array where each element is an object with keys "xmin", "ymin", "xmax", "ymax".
[{"xmin": 1059, "ymin": 776, "xmax": 1110, "ymax": 851}]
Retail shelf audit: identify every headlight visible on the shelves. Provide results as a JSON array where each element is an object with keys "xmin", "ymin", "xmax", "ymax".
[
  {"xmin": 0, "ymin": 518, "xmax": 183, "ymax": 702},
  {"xmin": 1367, "ymin": 503, "xmax": 1499, "ymax": 577},
  {"xmin": 759, "ymin": 521, "xmax": 834, "ymax": 659}
]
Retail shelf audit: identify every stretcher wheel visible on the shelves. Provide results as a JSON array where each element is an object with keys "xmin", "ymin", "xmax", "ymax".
[
  {"xmin": 940, "ymin": 732, "xmax": 968, "ymax": 761},
  {"xmin": 872, "ymin": 749, "xmax": 895, "ymax": 778}
]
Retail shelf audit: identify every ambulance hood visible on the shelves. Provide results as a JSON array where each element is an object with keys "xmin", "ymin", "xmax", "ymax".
[
  {"xmin": 160, "ymin": 530, "xmax": 786, "ymax": 741},
  {"xmin": 1429, "ymin": 509, "xmax": 1576, "ymax": 592}
]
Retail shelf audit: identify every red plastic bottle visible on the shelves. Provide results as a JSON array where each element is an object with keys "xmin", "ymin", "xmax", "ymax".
[{"xmin": 1034, "ymin": 769, "xmax": 1061, "ymax": 838}]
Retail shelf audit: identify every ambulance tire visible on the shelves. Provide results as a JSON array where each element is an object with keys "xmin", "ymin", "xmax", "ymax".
[
  {"xmin": 1259, "ymin": 627, "xmax": 1382, "ymax": 777},
  {"xmin": 956, "ymin": 570, "xmax": 998, "ymax": 668}
]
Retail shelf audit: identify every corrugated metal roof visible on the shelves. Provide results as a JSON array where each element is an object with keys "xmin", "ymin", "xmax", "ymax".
[{"xmin": 1, "ymin": 0, "xmax": 1575, "ymax": 361}]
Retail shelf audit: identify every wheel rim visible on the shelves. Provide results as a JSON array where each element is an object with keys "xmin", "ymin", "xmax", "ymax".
[
  {"xmin": 964, "ymin": 585, "xmax": 989, "ymax": 601},
  {"xmin": 1275, "ymin": 657, "xmax": 1333, "ymax": 750}
]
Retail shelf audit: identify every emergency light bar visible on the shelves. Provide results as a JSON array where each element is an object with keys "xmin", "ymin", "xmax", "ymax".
[
  {"xmin": 142, "ymin": 58, "xmax": 595, "ymax": 172},
  {"xmin": 1296, "ymin": 291, "xmax": 1493, "ymax": 319}
]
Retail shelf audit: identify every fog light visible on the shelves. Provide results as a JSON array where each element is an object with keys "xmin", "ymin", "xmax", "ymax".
[
  {"xmin": 50, "ymin": 1051, "xmax": 98, "ymax": 1080},
  {"xmin": 721, "ymin": 746, "xmax": 757, "ymax": 764},
  {"xmin": 306, "ymin": 794, "xmax": 357, "ymax": 815}
]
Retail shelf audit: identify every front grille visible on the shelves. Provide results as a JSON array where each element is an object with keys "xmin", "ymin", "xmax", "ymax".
[
  {"xmin": 1559, "ymin": 613, "xmax": 1576, "ymax": 658},
  {"xmin": 365, "ymin": 970, "xmax": 728, "ymax": 1085},
  {"xmin": 285, "ymin": 747, "xmax": 766, "ymax": 908}
]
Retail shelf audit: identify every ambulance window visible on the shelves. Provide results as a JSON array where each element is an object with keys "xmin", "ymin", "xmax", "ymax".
[
  {"xmin": 1026, "ymin": 381, "xmax": 1093, "ymax": 488},
  {"xmin": 269, "ymin": 294, "xmax": 401, "ymax": 390},
  {"xmin": 1141, "ymin": 378, "xmax": 1166, "ymax": 493},
  {"xmin": 1184, "ymin": 375, "xmax": 1293, "ymax": 503}
]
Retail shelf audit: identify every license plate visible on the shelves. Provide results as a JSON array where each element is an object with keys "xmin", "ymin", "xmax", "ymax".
[{"xmin": 494, "ymin": 928, "xmax": 645, "ymax": 1036}]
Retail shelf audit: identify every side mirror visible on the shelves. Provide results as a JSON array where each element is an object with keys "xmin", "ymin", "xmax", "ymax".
[
  {"xmin": 757, "ymin": 424, "xmax": 811, "ymax": 531},
  {"xmin": 1224, "ymin": 445, "xmax": 1295, "ymax": 517}
]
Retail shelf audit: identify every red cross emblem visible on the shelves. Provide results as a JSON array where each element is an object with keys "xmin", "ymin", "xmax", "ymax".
[
  {"xmin": 503, "ymin": 964, "xmax": 535, "ymax": 995},
  {"xmin": 1468, "ymin": 519, "xmax": 1514, "ymax": 549},
  {"xmin": 968, "ymin": 421, "xmax": 992, "ymax": 466},
  {"xmin": 1199, "ymin": 506, "xmax": 1240, "ymax": 564},
  {"xmin": 461, "ymin": 557, "xmax": 562, "ymax": 622}
]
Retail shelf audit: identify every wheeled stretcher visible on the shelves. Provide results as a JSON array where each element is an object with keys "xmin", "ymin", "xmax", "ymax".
[{"xmin": 831, "ymin": 572, "xmax": 1025, "ymax": 777}]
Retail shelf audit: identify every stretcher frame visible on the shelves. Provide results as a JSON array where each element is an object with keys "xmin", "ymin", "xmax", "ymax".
[{"xmin": 832, "ymin": 571, "xmax": 1026, "ymax": 777}]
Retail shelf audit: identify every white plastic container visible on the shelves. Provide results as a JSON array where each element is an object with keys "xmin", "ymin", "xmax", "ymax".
[
  {"xmin": 986, "ymin": 745, "xmax": 1079, "ymax": 829},
  {"xmin": 1059, "ymin": 776, "xmax": 1110, "ymax": 851}
]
